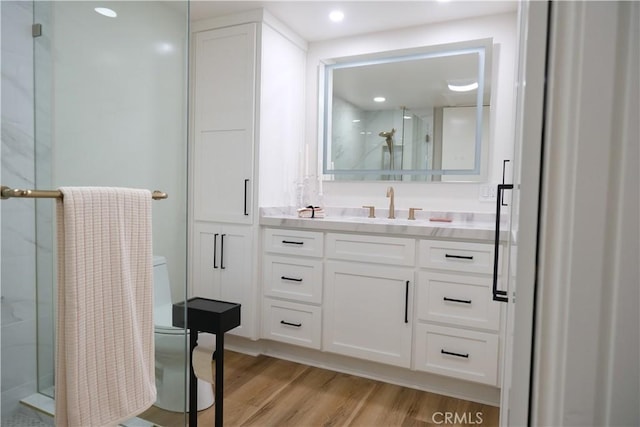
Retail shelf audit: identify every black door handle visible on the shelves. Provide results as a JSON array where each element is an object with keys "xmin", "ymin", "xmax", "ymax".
[
  {"xmin": 493, "ymin": 184, "xmax": 513, "ymax": 302},
  {"xmin": 404, "ymin": 280, "xmax": 410, "ymax": 323},
  {"xmin": 220, "ymin": 234, "xmax": 226, "ymax": 269},
  {"xmin": 244, "ymin": 179, "xmax": 249, "ymax": 216},
  {"xmin": 281, "ymin": 276, "xmax": 303, "ymax": 282},
  {"xmin": 213, "ymin": 233, "xmax": 219, "ymax": 269}
]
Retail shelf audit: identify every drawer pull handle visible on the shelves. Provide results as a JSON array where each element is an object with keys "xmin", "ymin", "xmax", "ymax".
[
  {"xmin": 280, "ymin": 320, "xmax": 302, "ymax": 327},
  {"xmin": 282, "ymin": 240, "xmax": 304, "ymax": 245},
  {"xmin": 281, "ymin": 276, "xmax": 303, "ymax": 282},
  {"xmin": 441, "ymin": 349, "xmax": 469, "ymax": 359},
  {"xmin": 445, "ymin": 254, "xmax": 474, "ymax": 260},
  {"xmin": 443, "ymin": 297, "xmax": 472, "ymax": 305}
]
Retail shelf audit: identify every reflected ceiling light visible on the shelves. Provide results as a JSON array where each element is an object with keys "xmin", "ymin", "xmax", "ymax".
[
  {"xmin": 403, "ymin": 115, "xmax": 412, "ymax": 120},
  {"xmin": 156, "ymin": 42, "xmax": 175, "ymax": 54},
  {"xmin": 329, "ymin": 10, "xmax": 344, "ymax": 22},
  {"xmin": 373, "ymin": 97, "xmax": 386, "ymax": 102},
  {"xmin": 448, "ymin": 81, "xmax": 478, "ymax": 92},
  {"xmin": 352, "ymin": 119, "xmax": 361, "ymax": 123},
  {"xmin": 95, "ymin": 7, "xmax": 117, "ymax": 18}
]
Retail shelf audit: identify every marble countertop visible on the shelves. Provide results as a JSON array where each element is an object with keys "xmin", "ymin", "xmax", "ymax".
[{"xmin": 260, "ymin": 207, "xmax": 510, "ymax": 242}]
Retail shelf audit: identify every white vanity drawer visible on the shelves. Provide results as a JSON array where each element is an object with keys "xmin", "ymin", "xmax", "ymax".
[
  {"xmin": 326, "ymin": 233, "xmax": 415, "ymax": 266},
  {"xmin": 264, "ymin": 228, "xmax": 323, "ymax": 257},
  {"xmin": 413, "ymin": 324, "xmax": 499, "ymax": 386},
  {"xmin": 419, "ymin": 240, "xmax": 501, "ymax": 275},
  {"xmin": 263, "ymin": 255, "xmax": 323, "ymax": 304},
  {"xmin": 416, "ymin": 272, "xmax": 501, "ymax": 331},
  {"xmin": 262, "ymin": 299, "xmax": 321, "ymax": 349}
]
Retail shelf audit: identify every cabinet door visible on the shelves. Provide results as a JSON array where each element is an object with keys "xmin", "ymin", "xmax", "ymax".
[
  {"xmin": 192, "ymin": 224, "xmax": 221, "ymax": 300},
  {"xmin": 323, "ymin": 261, "xmax": 414, "ymax": 368},
  {"xmin": 217, "ymin": 225, "xmax": 252, "ymax": 303},
  {"xmin": 192, "ymin": 223, "xmax": 254, "ymax": 338},
  {"xmin": 192, "ymin": 24, "xmax": 256, "ymax": 223}
]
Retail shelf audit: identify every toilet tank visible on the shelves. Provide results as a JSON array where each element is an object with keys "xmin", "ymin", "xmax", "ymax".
[{"xmin": 153, "ymin": 256, "xmax": 173, "ymax": 307}]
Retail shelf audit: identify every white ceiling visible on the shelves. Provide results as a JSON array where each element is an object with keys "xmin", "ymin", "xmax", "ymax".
[{"xmin": 190, "ymin": 1, "xmax": 518, "ymax": 42}]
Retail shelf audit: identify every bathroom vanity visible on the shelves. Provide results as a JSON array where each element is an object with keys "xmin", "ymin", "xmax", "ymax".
[{"xmin": 250, "ymin": 209, "xmax": 507, "ymax": 404}]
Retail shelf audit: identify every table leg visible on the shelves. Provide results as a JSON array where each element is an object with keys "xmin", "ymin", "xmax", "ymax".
[
  {"xmin": 189, "ymin": 330, "xmax": 198, "ymax": 427},
  {"xmin": 214, "ymin": 333, "xmax": 224, "ymax": 427}
]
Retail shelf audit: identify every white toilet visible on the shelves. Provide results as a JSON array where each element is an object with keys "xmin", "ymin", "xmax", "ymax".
[{"xmin": 153, "ymin": 256, "xmax": 215, "ymax": 412}]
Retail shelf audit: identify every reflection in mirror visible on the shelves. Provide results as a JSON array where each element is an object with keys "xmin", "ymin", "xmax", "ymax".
[{"xmin": 322, "ymin": 40, "xmax": 492, "ymax": 181}]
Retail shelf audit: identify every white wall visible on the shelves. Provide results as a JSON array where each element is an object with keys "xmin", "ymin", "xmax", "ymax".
[
  {"xmin": 50, "ymin": 2, "xmax": 189, "ymax": 301},
  {"xmin": 305, "ymin": 12, "xmax": 517, "ymax": 213},
  {"xmin": 258, "ymin": 20, "xmax": 307, "ymax": 208}
]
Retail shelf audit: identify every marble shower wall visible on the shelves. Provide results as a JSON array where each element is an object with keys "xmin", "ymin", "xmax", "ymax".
[{"xmin": 1, "ymin": 0, "xmax": 39, "ymax": 420}]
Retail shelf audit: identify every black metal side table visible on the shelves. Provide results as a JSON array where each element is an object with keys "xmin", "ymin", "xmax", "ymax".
[{"xmin": 173, "ymin": 297, "xmax": 241, "ymax": 427}]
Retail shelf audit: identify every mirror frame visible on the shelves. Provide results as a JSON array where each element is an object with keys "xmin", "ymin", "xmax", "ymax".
[{"xmin": 321, "ymin": 41, "xmax": 490, "ymax": 179}]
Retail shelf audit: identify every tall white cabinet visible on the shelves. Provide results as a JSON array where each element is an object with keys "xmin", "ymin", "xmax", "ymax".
[
  {"xmin": 190, "ymin": 11, "xmax": 307, "ymax": 339},
  {"xmin": 192, "ymin": 24, "xmax": 256, "ymax": 224}
]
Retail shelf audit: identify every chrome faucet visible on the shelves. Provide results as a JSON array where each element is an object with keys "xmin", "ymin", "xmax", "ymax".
[{"xmin": 386, "ymin": 186, "xmax": 395, "ymax": 219}]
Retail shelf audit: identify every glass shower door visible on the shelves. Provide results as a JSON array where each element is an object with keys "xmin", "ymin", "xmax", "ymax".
[{"xmin": 33, "ymin": 1, "xmax": 190, "ymax": 423}]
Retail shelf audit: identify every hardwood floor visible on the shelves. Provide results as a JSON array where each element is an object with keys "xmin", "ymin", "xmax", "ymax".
[{"xmin": 141, "ymin": 350, "xmax": 499, "ymax": 427}]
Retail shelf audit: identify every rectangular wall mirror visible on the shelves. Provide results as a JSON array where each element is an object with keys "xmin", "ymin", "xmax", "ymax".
[{"xmin": 322, "ymin": 39, "xmax": 492, "ymax": 181}]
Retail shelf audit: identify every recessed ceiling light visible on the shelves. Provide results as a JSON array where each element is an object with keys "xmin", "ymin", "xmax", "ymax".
[
  {"xmin": 448, "ymin": 82, "xmax": 478, "ymax": 92},
  {"xmin": 373, "ymin": 97, "xmax": 386, "ymax": 103},
  {"xmin": 352, "ymin": 119, "xmax": 361, "ymax": 123},
  {"xmin": 329, "ymin": 10, "xmax": 344, "ymax": 22},
  {"xmin": 95, "ymin": 7, "xmax": 117, "ymax": 18},
  {"xmin": 403, "ymin": 116, "xmax": 412, "ymax": 120}
]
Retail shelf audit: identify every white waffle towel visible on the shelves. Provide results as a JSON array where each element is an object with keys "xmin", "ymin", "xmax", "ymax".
[
  {"xmin": 297, "ymin": 206, "xmax": 325, "ymax": 218},
  {"xmin": 55, "ymin": 187, "xmax": 156, "ymax": 427}
]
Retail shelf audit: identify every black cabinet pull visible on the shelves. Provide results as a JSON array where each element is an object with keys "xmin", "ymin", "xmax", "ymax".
[
  {"xmin": 445, "ymin": 254, "xmax": 474, "ymax": 260},
  {"xmin": 443, "ymin": 297, "xmax": 472, "ymax": 304},
  {"xmin": 404, "ymin": 280, "xmax": 410, "ymax": 323},
  {"xmin": 493, "ymin": 184, "xmax": 513, "ymax": 302},
  {"xmin": 281, "ymin": 276, "xmax": 303, "ymax": 282},
  {"xmin": 282, "ymin": 240, "xmax": 304, "ymax": 245},
  {"xmin": 220, "ymin": 234, "xmax": 226, "ymax": 269},
  {"xmin": 280, "ymin": 320, "xmax": 302, "ymax": 327},
  {"xmin": 213, "ymin": 233, "xmax": 219, "ymax": 269},
  {"xmin": 244, "ymin": 179, "xmax": 249, "ymax": 216},
  {"xmin": 441, "ymin": 349, "xmax": 469, "ymax": 358}
]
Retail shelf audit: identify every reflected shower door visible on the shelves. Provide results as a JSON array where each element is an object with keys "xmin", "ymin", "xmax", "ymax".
[{"xmin": 33, "ymin": 1, "xmax": 189, "ymax": 423}]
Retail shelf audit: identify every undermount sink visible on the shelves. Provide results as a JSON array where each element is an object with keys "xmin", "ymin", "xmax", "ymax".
[{"xmin": 328, "ymin": 215, "xmax": 436, "ymax": 226}]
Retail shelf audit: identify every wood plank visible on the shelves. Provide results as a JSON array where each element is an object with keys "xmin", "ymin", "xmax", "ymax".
[{"xmin": 140, "ymin": 350, "xmax": 500, "ymax": 426}]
